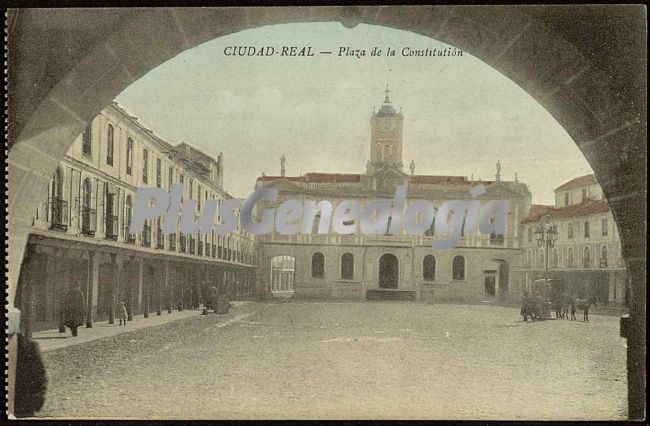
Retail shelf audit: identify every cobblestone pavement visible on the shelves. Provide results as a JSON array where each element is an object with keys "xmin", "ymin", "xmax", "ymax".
[{"xmin": 36, "ymin": 302, "xmax": 627, "ymax": 420}]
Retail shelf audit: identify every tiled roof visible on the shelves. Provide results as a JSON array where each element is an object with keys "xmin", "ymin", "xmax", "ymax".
[
  {"xmin": 521, "ymin": 199, "xmax": 610, "ymax": 223},
  {"xmin": 410, "ymin": 175, "xmax": 469, "ymax": 184},
  {"xmin": 554, "ymin": 174, "xmax": 597, "ymax": 191},
  {"xmin": 257, "ymin": 173, "xmax": 361, "ymax": 183}
]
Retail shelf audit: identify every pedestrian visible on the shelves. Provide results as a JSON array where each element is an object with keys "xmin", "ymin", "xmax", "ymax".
[
  {"xmin": 63, "ymin": 282, "xmax": 86, "ymax": 336},
  {"xmin": 520, "ymin": 291, "xmax": 532, "ymax": 322},
  {"xmin": 117, "ymin": 301, "xmax": 128, "ymax": 326}
]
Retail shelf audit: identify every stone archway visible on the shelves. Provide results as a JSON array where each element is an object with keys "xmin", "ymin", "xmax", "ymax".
[{"xmin": 7, "ymin": 7, "xmax": 646, "ymax": 417}]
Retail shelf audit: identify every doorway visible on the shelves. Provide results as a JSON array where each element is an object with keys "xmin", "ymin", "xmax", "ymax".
[{"xmin": 379, "ymin": 254, "xmax": 399, "ymax": 289}]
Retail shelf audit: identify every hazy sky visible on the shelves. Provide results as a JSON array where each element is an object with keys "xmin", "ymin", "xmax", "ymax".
[{"xmin": 115, "ymin": 22, "xmax": 593, "ymax": 204}]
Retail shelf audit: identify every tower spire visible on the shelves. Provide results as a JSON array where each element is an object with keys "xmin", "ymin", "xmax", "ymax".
[{"xmin": 384, "ymin": 84, "xmax": 391, "ymax": 103}]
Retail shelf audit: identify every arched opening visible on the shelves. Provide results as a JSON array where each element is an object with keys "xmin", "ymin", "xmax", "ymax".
[
  {"xmin": 378, "ymin": 253, "xmax": 399, "ymax": 289},
  {"xmin": 452, "ymin": 255, "xmax": 465, "ymax": 281},
  {"xmin": 341, "ymin": 253, "xmax": 354, "ymax": 280},
  {"xmin": 423, "ymin": 254, "xmax": 436, "ymax": 281},
  {"xmin": 311, "ymin": 252, "xmax": 325, "ymax": 279},
  {"xmin": 270, "ymin": 255, "xmax": 295, "ymax": 295}
]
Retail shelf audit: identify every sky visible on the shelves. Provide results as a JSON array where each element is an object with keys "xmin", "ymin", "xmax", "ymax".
[{"xmin": 115, "ymin": 22, "xmax": 594, "ymax": 204}]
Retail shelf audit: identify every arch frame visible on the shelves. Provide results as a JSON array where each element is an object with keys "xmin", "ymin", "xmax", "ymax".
[{"xmin": 6, "ymin": 6, "xmax": 646, "ymax": 418}]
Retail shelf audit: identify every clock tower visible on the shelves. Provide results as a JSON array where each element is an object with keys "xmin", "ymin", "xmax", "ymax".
[{"xmin": 367, "ymin": 85, "xmax": 404, "ymax": 175}]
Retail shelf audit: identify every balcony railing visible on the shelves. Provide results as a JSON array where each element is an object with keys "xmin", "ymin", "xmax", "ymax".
[
  {"xmin": 81, "ymin": 206, "xmax": 96, "ymax": 236},
  {"xmin": 156, "ymin": 229, "xmax": 164, "ymax": 249},
  {"xmin": 142, "ymin": 224, "xmax": 152, "ymax": 247},
  {"xmin": 105, "ymin": 214, "xmax": 118, "ymax": 240},
  {"xmin": 124, "ymin": 223, "xmax": 136, "ymax": 243},
  {"xmin": 168, "ymin": 233, "xmax": 176, "ymax": 251},
  {"xmin": 48, "ymin": 196, "xmax": 68, "ymax": 231}
]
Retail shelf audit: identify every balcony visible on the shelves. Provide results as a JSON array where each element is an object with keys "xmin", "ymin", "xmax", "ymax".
[
  {"xmin": 105, "ymin": 214, "xmax": 118, "ymax": 240},
  {"xmin": 142, "ymin": 224, "xmax": 152, "ymax": 247},
  {"xmin": 48, "ymin": 196, "xmax": 68, "ymax": 231},
  {"xmin": 489, "ymin": 233, "xmax": 504, "ymax": 246},
  {"xmin": 156, "ymin": 229, "xmax": 164, "ymax": 249},
  {"xmin": 124, "ymin": 224, "xmax": 136, "ymax": 243},
  {"xmin": 81, "ymin": 206, "xmax": 96, "ymax": 236},
  {"xmin": 168, "ymin": 233, "xmax": 176, "ymax": 251}
]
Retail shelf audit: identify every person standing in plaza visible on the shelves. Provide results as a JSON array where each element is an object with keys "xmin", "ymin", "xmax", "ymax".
[
  {"xmin": 63, "ymin": 282, "xmax": 86, "ymax": 336},
  {"xmin": 117, "ymin": 301, "xmax": 128, "ymax": 325},
  {"xmin": 520, "ymin": 291, "xmax": 532, "ymax": 322}
]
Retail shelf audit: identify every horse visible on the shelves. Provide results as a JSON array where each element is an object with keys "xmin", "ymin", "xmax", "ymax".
[{"xmin": 570, "ymin": 298, "xmax": 594, "ymax": 321}]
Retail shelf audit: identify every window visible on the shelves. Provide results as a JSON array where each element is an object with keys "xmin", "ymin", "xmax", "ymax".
[
  {"xmin": 582, "ymin": 188, "xmax": 588, "ymax": 202},
  {"xmin": 490, "ymin": 231, "xmax": 504, "ymax": 245},
  {"xmin": 156, "ymin": 158, "xmax": 162, "ymax": 187},
  {"xmin": 341, "ymin": 253, "xmax": 354, "ymax": 280},
  {"xmin": 106, "ymin": 124, "xmax": 114, "ymax": 165},
  {"xmin": 564, "ymin": 192, "xmax": 570, "ymax": 206},
  {"xmin": 423, "ymin": 255, "xmax": 436, "ymax": 281},
  {"xmin": 452, "ymin": 255, "xmax": 465, "ymax": 280},
  {"xmin": 198, "ymin": 185, "xmax": 202, "ymax": 210},
  {"xmin": 189, "ymin": 179, "xmax": 193, "ymax": 200},
  {"xmin": 552, "ymin": 248, "xmax": 558, "ymax": 268},
  {"xmin": 82, "ymin": 123, "xmax": 92, "ymax": 156},
  {"xmin": 81, "ymin": 178, "xmax": 94, "ymax": 235},
  {"xmin": 528, "ymin": 227, "xmax": 533, "ymax": 243},
  {"xmin": 168, "ymin": 167, "xmax": 173, "ymax": 189},
  {"xmin": 583, "ymin": 247, "xmax": 591, "ymax": 268},
  {"xmin": 311, "ymin": 252, "xmax": 324, "ymax": 278},
  {"xmin": 124, "ymin": 137, "xmax": 133, "ymax": 175},
  {"xmin": 424, "ymin": 210, "xmax": 436, "ymax": 237},
  {"xmin": 568, "ymin": 223, "xmax": 573, "ymax": 239},
  {"xmin": 179, "ymin": 174, "xmax": 184, "ymax": 201},
  {"xmin": 142, "ymin": 149, "xmax": 149, "ymax": 183},
  {"xmin": 601, "ymin": 246, "xmax": 608, "ymax": 268},
  {"xmin": 602, "ymin": 218, "xmax": 608, "ymax": 236},
  {"xmin": 124, "ymin": 195, "xmax": 134, "ymax": 241},
  {"xmin": 584, "ymin": 221, "xmax": 590, "ymax": 238},
  {"xmin": 540, "ymin": 249, "xmax": 544, "ymax": 267},
  {"xmin": 567, "ymin": 248, "xmax": 574, "ymax": 267}
]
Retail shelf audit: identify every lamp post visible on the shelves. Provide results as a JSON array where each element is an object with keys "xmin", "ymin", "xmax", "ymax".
[{"xmin": 535, "ymin": 214, "xmax": 558, "ymax": 283}]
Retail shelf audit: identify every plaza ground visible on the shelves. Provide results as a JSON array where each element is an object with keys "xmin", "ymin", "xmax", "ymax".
[{"xmin": 36, "ymin": 301, "xmax": 627, "ymax": 420}]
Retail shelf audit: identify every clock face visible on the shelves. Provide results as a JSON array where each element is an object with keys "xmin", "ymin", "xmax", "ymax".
[{"xmin": 382, "ymin": 120, "xmax": 394, "ymax": 131}]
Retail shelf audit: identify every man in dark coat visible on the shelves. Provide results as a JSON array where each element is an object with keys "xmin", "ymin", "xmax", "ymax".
[{"xmin": 63, "ymin": 282, "xmax": 86, "ymax": 336}]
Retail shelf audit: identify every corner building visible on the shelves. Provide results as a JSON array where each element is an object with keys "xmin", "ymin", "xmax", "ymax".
[
  {"xmin": 514, "ymin": 174, "xmax": 629, "ymax": 305},
  {"xmin": 255, "ymin": 90, "xmax": 532, "ymax": 302},
  {"xmin": 16, "ymin": 103, "xmax": 258, "ymax": 331}
]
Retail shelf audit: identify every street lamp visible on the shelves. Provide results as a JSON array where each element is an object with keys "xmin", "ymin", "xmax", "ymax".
[{"xmin": 535, "ymin": 214, "xmax": 558, "ymax": 282}]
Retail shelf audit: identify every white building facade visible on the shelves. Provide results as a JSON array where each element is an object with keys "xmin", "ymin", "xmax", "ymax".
[
  {"xmin": 17, "ymin": 103, "xmax": 257, "ymax": 331},
  {"xmin": 255, "ymin": 91, "xmax": 532, "ymax": 302},
  {"xmin": 515, "ymin": 174, "xmax": 629, "ymax": 304}
]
